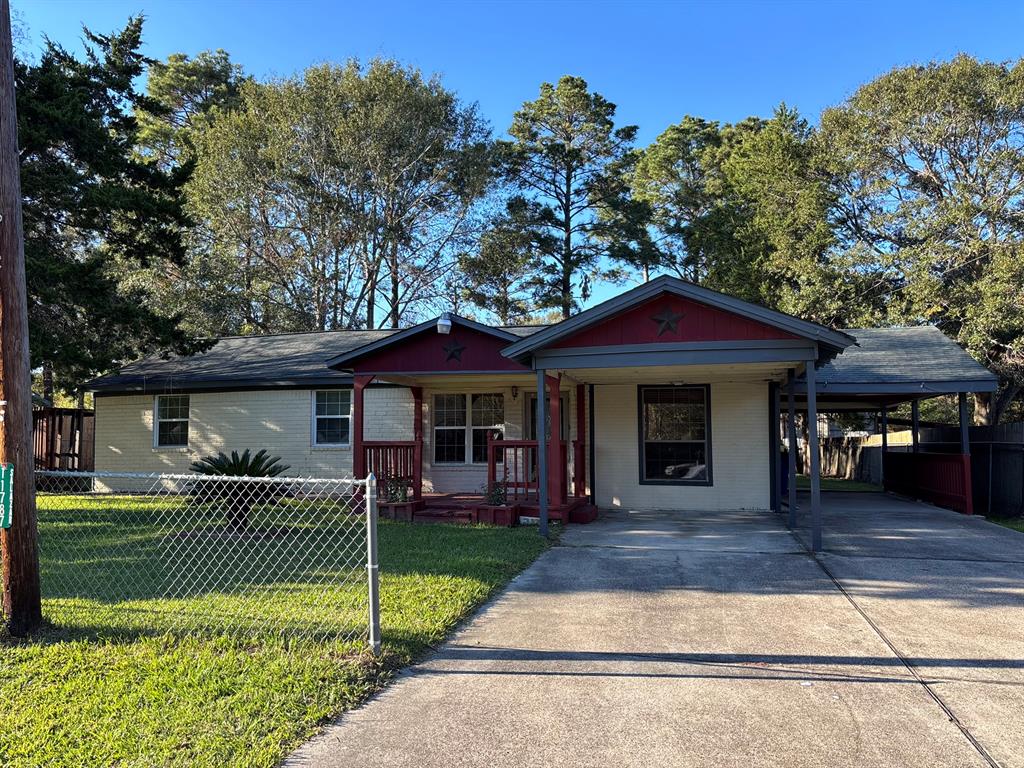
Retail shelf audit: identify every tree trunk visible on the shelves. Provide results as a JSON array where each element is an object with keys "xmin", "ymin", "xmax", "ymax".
[
  {"xmin": 974, "ymin": 385, "xmax": 1021, "ymax": 426},
  {"xmin": 41, "ymin": 362, "xmax": 53, "ymax": 404},
  {"xmin": 0, "ymin": 0, "xmax": 42, "ymax": 636}
]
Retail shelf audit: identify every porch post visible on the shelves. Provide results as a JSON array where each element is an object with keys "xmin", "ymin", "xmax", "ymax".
[
  {"xmin": 353, "ymin": 375, "xmax": 373, "ymax": 479},
  {"xmin": 911, "ymin": 399, "xmax": 920, "ymax": 453},
  {"xmin": 769, "ymin": 381, "xmax": 780, "ymax": 514},
  {"xmin": 547, "ymin": 373, "xmax": 563, "ymax": 507},
  {"xmin": 575, "ymin": 383, "xmax": 586, "ymax": 498},
  {"xmin": 411, "ymin": 386, "xmax": 423, "ymax": 501},
  {"xmin": 786, "ymin": 369, "xmax": 798, "ymax": 529},
  {"xmin": 958, "ymin": 392, "xmax": 970, "ymax": 456},
  {"xmin": 536, "ymin": 367, "xmax": 549, "ymax": 537},
  {"xmin": 806, "ymin": 362, "xmax": 823, "ymax": 552}
]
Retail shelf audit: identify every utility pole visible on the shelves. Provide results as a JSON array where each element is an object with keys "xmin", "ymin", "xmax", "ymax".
[{"xmin": 0, "ymin": 0, "xmax": 41, "ymax": 636}]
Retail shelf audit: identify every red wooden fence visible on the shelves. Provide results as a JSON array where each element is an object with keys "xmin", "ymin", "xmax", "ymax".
[
  {"xmin": 883, "ymin": 451, "xmax": 973, "ymax": 515},
  {"xmin": 33, "ymin": 407, "xmax": 94, "ymax": 471}
]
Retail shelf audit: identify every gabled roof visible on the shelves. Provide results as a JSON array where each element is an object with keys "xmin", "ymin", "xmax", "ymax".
[
  {"xmin": 501, "ymin": 275, "xmax": 856, "ymax": 362},
  {"xmin": 86, "ymin": 323, "xmax": 549, "ymax": 394},
  {"xmin": 794, "ymin": 326, "xmax": 997, "ymax": 395},
  {"xmin": 326, "ymin": 314, "xmax": 527, "ymax": 369}
]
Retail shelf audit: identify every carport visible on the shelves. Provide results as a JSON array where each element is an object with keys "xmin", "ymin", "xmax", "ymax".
[{"xmin": 780, "ymin": 327, "xmax": 998, "ymax": 550}]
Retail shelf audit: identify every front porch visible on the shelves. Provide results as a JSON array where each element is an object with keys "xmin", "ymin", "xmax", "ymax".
[{"xmin": 353, "ymin": 374, "xmax": 594, "ymax": 527}]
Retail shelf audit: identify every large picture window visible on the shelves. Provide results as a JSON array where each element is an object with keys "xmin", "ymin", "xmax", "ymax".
[
  {"xmin": 154, "ymin": 394, "xmax": 190, "ymax": 448},
  {"xmin": 638, "ymin": 385, "xmax": 711, "ymax": 485},
  {"xmin": 313, "ymin": 390, "xmax": 352, "ymax": 446},
  {"xmin": 433, "ymin": 393, "xmax": 504, "ymax": 464}
]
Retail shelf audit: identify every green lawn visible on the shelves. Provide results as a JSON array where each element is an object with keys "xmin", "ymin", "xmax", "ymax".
[
  {"xmin": 795, "ymin": 474, "xmax": 882, "ymax": 493},
  {"xmin": 1, "ymin": 494, "xmax": 550, "ymax": 768},
  {"xmin": 989, "ymin": 516, "xmax": 1024, "ymax": 533}
]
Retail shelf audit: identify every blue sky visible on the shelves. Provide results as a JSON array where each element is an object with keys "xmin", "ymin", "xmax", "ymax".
[{"xmin": 13, "ymin": 0, "xmax": 1024, "ymax": 305}]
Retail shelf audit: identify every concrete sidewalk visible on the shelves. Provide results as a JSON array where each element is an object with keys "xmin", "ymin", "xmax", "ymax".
[{"xmin": 286, "ymin": 499, "xmax": 1022, "ymax": 768}]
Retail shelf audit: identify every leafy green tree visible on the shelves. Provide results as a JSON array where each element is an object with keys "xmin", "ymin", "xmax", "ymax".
[
  {"xmin": 501, "ymin": 76, "xmax": 637, "ymax": 318},
  {"xmin": 16, "ymin": 18, "xmax": 199, "ymax": 395},
  {"xmin": 819, "ymin": 55, "xmax": 1024, "ymax": 423},
  {"xmin": 188, "ymin": 59, "xmax": 493, "ymax": 333},
  {"xmin": 631, "ymin": 109, "xmax": 884, "ymax": 326},
  {"xmin": 136, "ymin": 49, "xmax": 244, "ymax": 170}
]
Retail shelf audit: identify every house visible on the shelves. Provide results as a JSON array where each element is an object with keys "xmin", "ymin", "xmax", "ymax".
[{"xmin": 86, "ymin": 276, "xmax": 997, "ymax": 549}]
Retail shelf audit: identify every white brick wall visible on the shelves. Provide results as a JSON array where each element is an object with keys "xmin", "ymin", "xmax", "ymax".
[
  {"xmin": 592, "ymin": 382, "xmax": 769, "ymax": 511},
  {"xmin": 95, "ymin": 387, "xmax": 410, "ymax": 479},
  {"xmin": 94, "ymin": 383, "xmax": 591, "ymax": 495}
]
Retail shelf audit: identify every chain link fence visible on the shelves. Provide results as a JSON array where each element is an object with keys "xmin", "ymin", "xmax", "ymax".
[{"xmin": 35, "ymin": 471, "xmax": 380, "ymax": 649}]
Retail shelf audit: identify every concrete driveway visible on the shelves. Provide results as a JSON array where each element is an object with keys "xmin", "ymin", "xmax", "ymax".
[{"xmin": 286, "ymin": 494, "xmax": 1024, "ymax": 768}]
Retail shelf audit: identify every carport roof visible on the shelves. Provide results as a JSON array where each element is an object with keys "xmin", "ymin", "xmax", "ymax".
[{"xmin": 790, "ymin": 326, "xmax": 997, "ymax": 406}]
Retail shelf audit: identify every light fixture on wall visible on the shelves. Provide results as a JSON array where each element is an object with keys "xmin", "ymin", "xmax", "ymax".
[
  {"xmin": 511, "ymin": 386, "xmax": 519, "ymax": 400},
  {"xmin": 436, "ymin": 312, "xmax": 452, "ymax": 335}
]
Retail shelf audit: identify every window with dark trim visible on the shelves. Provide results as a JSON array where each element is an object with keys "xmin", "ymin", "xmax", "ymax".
[
  {"xmin": 638, "ymin": 385, "xmax": 712, "ymax": 485},
  {"xmin": 155, "ymin": 394, "xmax": 190, "ymax": 447}
]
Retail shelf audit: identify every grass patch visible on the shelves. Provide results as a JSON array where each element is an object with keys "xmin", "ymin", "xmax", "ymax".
[
  {"xmin": 795, "ymin": 475, "xmax": 882, "ymax": 493},
  {"xmin": 989, "ymin": 516, "xmax": 1024, "ymax": 534},
  {"xmin": 1, "ymin": 495, "xmax": 550, "ymax": 767}
]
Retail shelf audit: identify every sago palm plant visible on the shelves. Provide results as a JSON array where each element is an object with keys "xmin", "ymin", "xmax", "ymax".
[{"xmin": 190, "ymin": 449, "xmax": 291, "ymax": 532}]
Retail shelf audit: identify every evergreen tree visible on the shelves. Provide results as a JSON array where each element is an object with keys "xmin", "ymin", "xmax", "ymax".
[{"xmin": 16, "ymin": 17, "xmax": 200, "ymax": 394}]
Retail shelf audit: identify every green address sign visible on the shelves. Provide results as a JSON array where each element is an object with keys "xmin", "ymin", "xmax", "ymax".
[{"xmin": 0, "ymin": 463, "xmax": 12, "ymax": 529}]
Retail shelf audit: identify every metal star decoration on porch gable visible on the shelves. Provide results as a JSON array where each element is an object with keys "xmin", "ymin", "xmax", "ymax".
[
  {"xmin": 442, "ymin": 338, "xmax": 466, "ymax": 362},
  {"xmin": 651, "ymin": 307, "xmax": 685, "ymax": 337}
]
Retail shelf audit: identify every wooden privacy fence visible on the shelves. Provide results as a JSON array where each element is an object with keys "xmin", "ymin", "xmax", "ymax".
[
  {"xmin": 819, "ymin": 421, "xmax": 1024, "ymax": 517},
  {"xmin": 33, "ymin": 407, "xmax": 94, "ymax": 471},
  {"xmin": 883, "ymin": 451, "xmax": 973, "ymax": 515}
]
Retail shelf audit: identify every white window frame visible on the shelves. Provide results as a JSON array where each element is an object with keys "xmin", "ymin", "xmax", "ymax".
[
  {"xmin": 311, "ymin": 389, "xmax": 353, "ymax": 447},
  {"xmin": 432, "ymin": 392, "xmax": 505, "ymax": 465},
  {"xmin": 153, "ymin": 394, "xmax": 190, "ymax": 449}
]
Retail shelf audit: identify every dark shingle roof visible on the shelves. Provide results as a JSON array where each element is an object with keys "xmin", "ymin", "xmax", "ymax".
[
  {"xmin": 87, "ymin": 325, "xmax": 549, "ymax": 394},
  {"xmin": 808, "ymin": 326, "xmax": 997, "ymax": 393}
]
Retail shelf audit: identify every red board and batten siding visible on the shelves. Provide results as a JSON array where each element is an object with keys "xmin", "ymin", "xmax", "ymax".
[
  {"xmin": 549, "ymin": 294, "xmax": 798, "ymax": 349},
  {"xmin": 348, "ymin": 325, "xmax": 529, "ymax": 374}
]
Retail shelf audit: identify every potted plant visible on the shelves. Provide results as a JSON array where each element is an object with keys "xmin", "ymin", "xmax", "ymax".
[{"xmin": 475, "ymin": 481, "xmax": 517, "ymax": 527}]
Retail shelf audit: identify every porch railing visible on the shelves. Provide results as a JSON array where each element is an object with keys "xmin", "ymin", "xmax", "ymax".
[
  {"xmin": 883, "ymin": 451, "xmax": 973, "ymax": 515},
  {"xmin": 486, "ymin": 436, "xmax": 578, "ymax": 504},
  {"xmin": 363, "ymin": 440, "xmax": 422, "ymax": 502}
]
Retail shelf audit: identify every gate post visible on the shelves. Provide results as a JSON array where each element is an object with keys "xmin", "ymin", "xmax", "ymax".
[{"xmin": 365, "ymin": 472, "xmax": 381, "ymax": 655}]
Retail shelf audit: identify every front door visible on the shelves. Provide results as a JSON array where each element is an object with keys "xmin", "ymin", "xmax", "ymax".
[{"xmin": 526, "ymin": 394, "xmax": 569, "ymax": 440}]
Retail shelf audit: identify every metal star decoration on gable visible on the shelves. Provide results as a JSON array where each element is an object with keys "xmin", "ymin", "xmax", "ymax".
[
  {"xmin": 442, "ymin": 339, "xmax": 466, "ymax": 362},
  {"xmin": 651, "ymin": 307, "xmax": 685, "ymax": 337}
]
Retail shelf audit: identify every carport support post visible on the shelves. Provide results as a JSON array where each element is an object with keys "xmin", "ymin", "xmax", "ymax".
[
  {"xmin": 911, "ymin": 400, "xmax": 920, "ymax": 453},
  {"xmin": 880, "ymin": 407, "xmax": 888, "ymax": 486},
  {"xmin": 769, "ymin": 381, "xmax": 780, "ymax": 515},
  {"xmin": 536, "ymin": 367, "xmax": 549, "ymax": 538},
  {"xmin": 786, "ymin": 370, "xmax": 798, "ymax": 529},
  {"xmin": 958, "ymin": 392, "xmax": 970, "ymax": 456},
  {"xmin": 805, "ymin": 363, "xmax": 823, "ymax": 552}
]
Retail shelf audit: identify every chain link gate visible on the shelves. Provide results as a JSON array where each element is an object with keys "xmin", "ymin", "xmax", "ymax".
[{"xmin": 35, "ymin": 470, "xmax": 380, "ymax": 650}]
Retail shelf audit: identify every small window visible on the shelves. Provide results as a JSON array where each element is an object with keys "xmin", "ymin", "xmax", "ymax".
[
  {"xmin": 313, "ymin": 390, "xmax": 352, "ymax": 446},
  {"xmin": 432, "ymin": 393, "xmax": 504, "ymax": 464},
  {"xmin": 639, "ymin": 386, "xmax": 711, "ymax": 485},
  {"xmin": 155, "ymin": 394, "xmax": 189, "ymax": 447}
]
